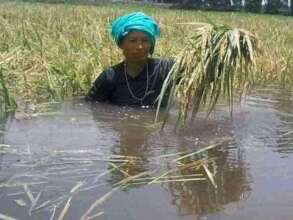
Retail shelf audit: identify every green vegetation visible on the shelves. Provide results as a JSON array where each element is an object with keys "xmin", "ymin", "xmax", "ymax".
[
  {"xmin": 0, "ymin": 1, "xmax": 292, "ymax": 114},
  {"xmin": 0, "ymin": 68, "xmax": 17, "ymax": 118}
]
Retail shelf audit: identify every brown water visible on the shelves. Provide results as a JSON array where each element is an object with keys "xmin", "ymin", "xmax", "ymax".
[{"xmin": 0, "ymin": 88, "xmax": 293, "ymax": 220}]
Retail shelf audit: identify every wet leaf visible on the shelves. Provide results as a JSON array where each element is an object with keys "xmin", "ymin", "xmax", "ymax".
[{"xmin": 14, "ymin": 199, "xmax": 27, "ymax": 207}]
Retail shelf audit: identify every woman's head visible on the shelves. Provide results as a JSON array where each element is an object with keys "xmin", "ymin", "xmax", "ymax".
[
  {"xmin": 119, "ymin": 31, "xmax": 151, "ymax": 64},
  {"xmin": 110, "ymin": 12, "xmax": 160, "ymax": 56}
]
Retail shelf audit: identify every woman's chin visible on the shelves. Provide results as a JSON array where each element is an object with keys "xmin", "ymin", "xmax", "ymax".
[{"xmin": 129, "ymin": 56, "xmax": 148, "ymax": 64}]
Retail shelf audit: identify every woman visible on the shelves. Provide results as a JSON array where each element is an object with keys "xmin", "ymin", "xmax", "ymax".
[{"xmin": 85, "ymin": 12, "xmax": 174, "ymax": 107}]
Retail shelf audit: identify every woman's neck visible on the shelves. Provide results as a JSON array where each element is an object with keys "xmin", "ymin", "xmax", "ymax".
[{"xmin": 124, "ymin": 59, "xmax": 148, "ymax": 78}]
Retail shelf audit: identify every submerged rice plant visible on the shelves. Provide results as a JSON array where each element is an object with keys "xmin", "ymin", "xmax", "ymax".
[
  {"xmin": 156, "ymin": 22, "xmax": 257, "ymax": 125},
  {"xmin": 0, "ymin": 68, "xmax": 17, "ymax": 117}
]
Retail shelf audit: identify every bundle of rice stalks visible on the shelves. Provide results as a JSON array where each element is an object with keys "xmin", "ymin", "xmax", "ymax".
[{"xmin": 156, "ymin": 22, "xmax": 257, "ymax": 126}]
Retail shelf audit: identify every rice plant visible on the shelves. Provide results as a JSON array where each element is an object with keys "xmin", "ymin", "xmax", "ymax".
[
  {"xmin": 0, "ymin": 68, "xmax": 17, "ymax": 117},
  {"xmin": 0, "ymin": 2, "xmax": 292, "ymax": 105},
  {"xmin": 156, "ymin": 22, "xmax": 257, "ymax": 126}
]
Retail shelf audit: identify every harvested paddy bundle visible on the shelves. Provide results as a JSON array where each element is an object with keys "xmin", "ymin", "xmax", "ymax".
[{"xmin": 156, "ymin": 22, "xmax": 257, "ymax": 126}]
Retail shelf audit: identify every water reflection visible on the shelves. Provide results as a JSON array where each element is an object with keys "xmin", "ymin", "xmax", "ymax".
[
  {"xmin": 89, "ymin": 104, "xmax": 252, "ymax": 218},
  {"xmin": 0, "ymin": 116, "xmax": 5, "ymax": 176},
  {"xmin": 0, "ymin": 114, "xmax": 13, "ymax": 176},
  {"xmin": 90, "ymin": 105, "xmax": 154, "ymax": 185},
  {"xmin": 242, "ymin": 89, "xmax": 293, "ymax": 155},
  {"xmin": 167, "ymin": 142, "xmax": 251, "ymax": 217},
  {"xmin": 271, "ymin": 89, "xmax": 293, "ymax": 154}
]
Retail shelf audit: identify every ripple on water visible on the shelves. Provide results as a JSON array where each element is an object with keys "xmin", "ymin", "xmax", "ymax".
[{"xmin": 0, "ymin": 89, "xmax": 293, "ymax": 220}]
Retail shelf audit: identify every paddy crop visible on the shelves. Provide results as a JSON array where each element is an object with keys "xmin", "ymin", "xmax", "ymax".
[{"xmin": 0, "ymin": 1, "xmax": 292, "ymax": 110}]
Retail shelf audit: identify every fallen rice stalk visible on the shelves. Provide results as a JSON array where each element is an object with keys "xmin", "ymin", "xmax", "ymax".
[
  {"xmin": 281, "ymin": 130, "xmax": 293, "ymax": 137},
  {"xmin": 57, "ymin": 197, "xmax": 72, "ymax": 220},
  {"xmin": 31, "ymin": 195, "xmax": 67, "ymax": 213},
  {"xmin": 174, "ymin": 143, "xmax": 220, "ymax": 162},
  {"xmin": 78, "ymin": 183, "xmax": 108, "ymax": 193},
  {"xmin": 14, "ymin": 199, "xmax": 27, "ymax": 207},
  {"xmin": 86, "ymin": 212, "xmax": 104, "ymax": 220},
  {"xmin": 124, "ymin": 174, "xmax": 205, "ymax": 186},
  {"xmin": 133, "ymin": 173, "xmax": 203, "ymax": 182},
  {"xmin": 109, "ymin": 162, "xmax": 130, "ymax": 177},
  {"xmin": 0, "ymin": 213, "xmax": 19, "ymax": 220},
  {"xmin": 130, "ymin": 177, "xmax": 207, "ymax": 185},
  {"xmin": 154, "ymin": 150, "xmax": 191, "ymax": 159},
  {"xmin": 52, "ymin": 150, "xmax": 141, "ymax": 160},
  {"xmin": 70, "ymin": 181, "xmax": 84, "ymax": 193},
  {"xmin": 32, "ymin": 200, "xmax": 51, "ymax": 212},
  {"xmin": 50, "ymin": 206, "xmax": 57, "ymax": 220},
  {"xmin": 0, "ymin": 145, "xmax": 11, "ymax": 154},
  {"xmin": 148, "ymin": 167, "xmax": 193, "ymax": 185},
  {"xmin": 1, "ymin": 182, "xmax": 47, "ymax": 188},
  {"xmin": 93, "ymin": 161, "xmax": 128, "ymax": 183},
  {"xmin": 7, "ymin": 192, "xmax": 26, "ymax": 197},
  {"xmin": 23, "ymin": 184, "xmax": 35, "ymax": 204},
  {"xmin": 57, "ymin": 181, "xmax": 84, "ymax": 220},
  {"xmin": 149, "ymin": 158, "xmax": 213, "ymax": 185},
  {"xmin": 113, "ymin": 171, "xmax": 151, "ymax": 187},
  {"xmin": 150, "ymin": 178, "xmax": 206, "ymax": 184},
  {"xmin": 202, "ymin": 164, "xmax": 217, "ymax": 189},
  {"xmin": 29, "ymin": 192, "xmax": 42, "ymax": 216},
  {"xmin": 0, "ymin": 144, "xmax": 10, "ymax": 148},
  {"xmin": 60, "ymin": 158, "xmax": 131, "ymax": 163},
  {"xmin": 31, "ymin": 182, "xmax": 84, "ymax": 214},
  {"xmin": 80, "ymin": 187, "xmax": 120, "ymax": 220}
]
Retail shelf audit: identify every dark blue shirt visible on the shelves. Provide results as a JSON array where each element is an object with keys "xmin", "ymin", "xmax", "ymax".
[{"xmin": 86, "ymin": 58, "xmax": 174, "ymax": 107}]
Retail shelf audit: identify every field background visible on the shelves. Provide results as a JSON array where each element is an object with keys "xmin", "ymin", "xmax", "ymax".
[{"xmin": 0, "ymin": 1, "xmax": 292, "ymax": 103}]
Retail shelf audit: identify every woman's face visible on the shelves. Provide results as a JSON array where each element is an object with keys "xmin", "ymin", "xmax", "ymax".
[{"xmin": 120, "ymin": 31, "xmax": 151, "ymax": 64}]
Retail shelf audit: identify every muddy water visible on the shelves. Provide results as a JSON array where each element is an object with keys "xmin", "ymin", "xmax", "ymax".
[{"xmin": 0, "ymin": 88, "xmax": 293, "ymax": 220}]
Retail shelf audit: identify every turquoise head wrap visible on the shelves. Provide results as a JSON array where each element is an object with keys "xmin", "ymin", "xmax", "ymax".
[{"xmin": 110, "ymin": 12, "xmax": 160, "ymax": 55}]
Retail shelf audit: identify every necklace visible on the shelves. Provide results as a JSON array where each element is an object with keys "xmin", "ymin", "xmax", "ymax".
[{"xmin": 124, "ymin": 62, "xmax": 149, "ymax": 105}]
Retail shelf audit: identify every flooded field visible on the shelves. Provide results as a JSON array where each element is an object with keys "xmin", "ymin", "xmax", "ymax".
[{"xmin": 1, "ymin": 88, "xmax": 293, "ymax": 220}]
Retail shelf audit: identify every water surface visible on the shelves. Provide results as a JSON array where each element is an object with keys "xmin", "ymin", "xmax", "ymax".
[{"xmin": 0, "ymin": 88, "xmax": 293, "ymax": 220}]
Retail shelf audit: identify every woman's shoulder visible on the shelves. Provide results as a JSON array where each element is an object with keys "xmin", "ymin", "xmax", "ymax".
[
  {"xmin": 101, "ymin": 62, "xmax": 124, "ymax": 82},
  {"xmin": 150, "ymin": 57, "xmax": 175, "ymax": 66},
  {"xmin": 149, "ymin": 57, "xmax": 175, "ymax": 78}
]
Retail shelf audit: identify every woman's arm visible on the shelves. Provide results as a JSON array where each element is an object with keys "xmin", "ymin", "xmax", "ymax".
[{"xmin": 85, "ymin": 69, "xmax": 116, "ymax": 102}]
